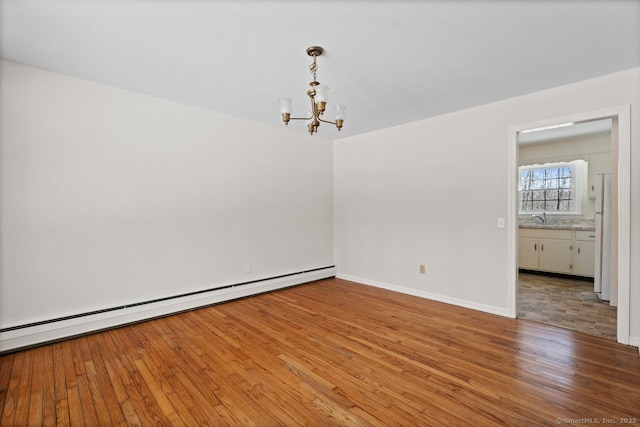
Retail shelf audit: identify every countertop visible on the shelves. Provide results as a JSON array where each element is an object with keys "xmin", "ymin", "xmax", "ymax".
[{"xmin": 519, "ymin": 224, "xmax": 596, "ymax": 231}]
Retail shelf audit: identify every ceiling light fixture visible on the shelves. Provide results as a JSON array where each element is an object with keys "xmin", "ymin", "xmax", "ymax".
[
  {"xmin": 520, "ymin": 122, "xmax": 574, "ymax": 134},
  {"xmin": 279, "ymin": 46, "xmax": 346, "ymax": 135}
]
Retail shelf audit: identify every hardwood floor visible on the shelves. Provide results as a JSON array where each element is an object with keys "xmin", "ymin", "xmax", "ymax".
[{"xmin": 1, "ymin": 277, "xmax": 639, "ymax": 426}]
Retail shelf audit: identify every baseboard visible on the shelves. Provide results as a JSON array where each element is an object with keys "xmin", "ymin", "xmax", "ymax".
[
  {"xmin": 0, "ymin": 266, "xmax": 336, "ymax": 353},
  {"xmin": 336, "ymin": 273, "xmax": 511, "ymax": 318},
  {"xmin": 628, "ymin": 336, "xmax": 640, "ymax": 351}
]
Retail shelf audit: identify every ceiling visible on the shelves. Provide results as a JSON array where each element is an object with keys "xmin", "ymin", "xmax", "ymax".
[{"xmin": 1, "ymin": 0, "xmax": 639, "ymax": 140}]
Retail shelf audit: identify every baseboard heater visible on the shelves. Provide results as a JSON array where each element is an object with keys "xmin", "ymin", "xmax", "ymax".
[{"xmin": 0, "ymin": 265, "xmax": 336, "ymax": 353}]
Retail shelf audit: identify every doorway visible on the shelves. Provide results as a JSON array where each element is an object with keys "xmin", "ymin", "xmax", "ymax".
[
  {"xmin": 507, "ymin": 106, "xmax": 631, "ymax": 345},
  {"xmin": 517, "ymin": 119, "xmax": 614, "ymax": 339}
]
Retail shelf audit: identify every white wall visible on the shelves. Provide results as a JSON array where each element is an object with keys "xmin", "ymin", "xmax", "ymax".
[
  {"xmin": 3, "ymin": 59, "xmax": 639, "ymax": 349},
  {"xmin": 0, "ymin": 60, "xmax": 334, "ymax": 330},
  {"xmin": 518, "ymin": 132, "xmax": 611, "ymax": 165},
  {"xmin": 334, "ymin": 67, "xmax": 640, "ymax": 341}
]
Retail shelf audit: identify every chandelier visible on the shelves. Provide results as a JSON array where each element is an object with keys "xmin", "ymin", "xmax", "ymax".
[{"xmin": 279, "ymin": 46, "xmax": 346, "ymax": 135}]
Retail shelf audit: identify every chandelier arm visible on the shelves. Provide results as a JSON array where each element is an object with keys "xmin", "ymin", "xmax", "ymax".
[
  {"xmin": 286, "ymin": 95, "xmax": 315, "ymax": 121},
  {"xmin": 289, "ymin": 116, "xmax": 313, "ymax": 120},
  {"xmin": 287, "ymin": 116, "xmax": 313, "ymax": 121},
  {"xmin": 318, "ymin": 117, "xmax": 337, "ymax": 125}
]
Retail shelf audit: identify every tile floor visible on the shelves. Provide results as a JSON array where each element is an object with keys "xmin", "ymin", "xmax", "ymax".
[{"xmin": 517, "ymin": 272, "xmax": 617, "ymax": 340}]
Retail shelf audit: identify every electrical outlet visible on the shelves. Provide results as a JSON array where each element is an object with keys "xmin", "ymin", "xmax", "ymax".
[
  {"xmin": 497, "ymin": 217, "xmax": 505, "ymax": 228},
  {"xmin": 419, "ymin": 264, "xmax": 426, "ymax": 274},
  {"xmin": 244, "ymin": 263, "xmax": 251, "ymax": 273}
]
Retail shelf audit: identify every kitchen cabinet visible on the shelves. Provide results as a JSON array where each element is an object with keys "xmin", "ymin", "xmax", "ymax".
[
  {"xmin": 588, "ymin": 152, "xmax": 611, "ymax": 199},
  {"xmin": 519, "ymin": 228, "xmax": 572, "ymax": 274},
  {"xmin": 518, "ymin": 227, "xmax": 595, "ymax": 277},
  {"xmin": 573, "ymin": 231, "xmax": 596, "ymax": 277},
  {"xmin": 518, "ymin": 237, "xmax": 539, "ymax": 270},
  {"xmin": 538, "ymin": 238, "xmax": 573, "ymax": 274}
]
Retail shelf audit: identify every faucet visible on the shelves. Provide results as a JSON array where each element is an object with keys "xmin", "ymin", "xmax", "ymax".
[{"xmin": 532, "ymin": 212, "xmax": 546, "ymax": 224}]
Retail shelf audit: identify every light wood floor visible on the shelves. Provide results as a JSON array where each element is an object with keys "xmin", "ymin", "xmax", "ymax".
[{"xmin": 1, "ymin": 277, "xmax": 639, "ymax": 426}]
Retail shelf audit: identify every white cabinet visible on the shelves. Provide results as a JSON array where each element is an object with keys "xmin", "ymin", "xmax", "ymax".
[
  {"xmin": 588, "ymin": 152, "xmax": 611, "ymax": 198},
  {"xmin": 518, "ymin": 237, "xmax": 539, "ymax": 270},
  {"xmin": 519, "ymin": 228, "xmax": 573, "ymax": 274},
  {"xmin": 538, "ymin": 238, "xmax": 573, "ymax": 274},
  {"xmin": 573, "ymin": 231, "xmax": 596, "ymax": 277},
  {"xmin": 518, "ymin": 228, "xmax": 595, "ymax": 277}
]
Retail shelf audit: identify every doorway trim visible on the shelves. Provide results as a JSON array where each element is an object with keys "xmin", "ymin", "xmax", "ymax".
[{"xmin": 507, "ymin": 105, "xmax": 631, "ymax": 345}]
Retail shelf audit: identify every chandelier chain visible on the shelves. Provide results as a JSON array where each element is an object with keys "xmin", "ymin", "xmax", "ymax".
[{"xmin": 309, "ymin": 55, "xmax": 318, "ymax": 82}]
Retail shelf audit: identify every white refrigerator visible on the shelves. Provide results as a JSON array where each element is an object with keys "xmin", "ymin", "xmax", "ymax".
[{"xmin": 594, "ymin": 173, "xmax": 611, "ymax": 302}]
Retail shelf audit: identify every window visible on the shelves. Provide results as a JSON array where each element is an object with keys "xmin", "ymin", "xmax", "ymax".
[{"xmin": 519, "ymin": 161, "xmax": 585, "ymax": 215}]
